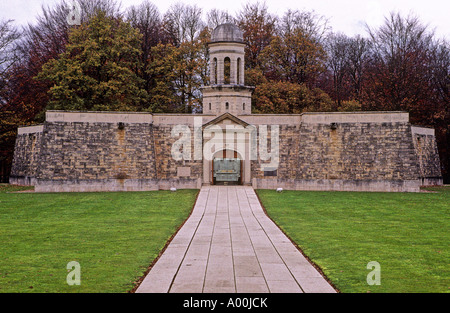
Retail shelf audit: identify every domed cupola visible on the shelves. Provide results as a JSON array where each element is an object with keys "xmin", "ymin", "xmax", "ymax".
[{"xmin": 211, "ymin": 23, "xmax": 244, "ymax": 43}]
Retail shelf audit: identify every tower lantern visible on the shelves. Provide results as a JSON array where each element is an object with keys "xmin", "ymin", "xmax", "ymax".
[{"xmin": 202, "ymin": 23, "xmax": 253, "ymax": 115}]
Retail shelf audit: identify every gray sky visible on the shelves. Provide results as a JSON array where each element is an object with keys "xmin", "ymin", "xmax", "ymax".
[{"xmin": 0, "ymin": 0, "xmax": 448, "ymax": 39}]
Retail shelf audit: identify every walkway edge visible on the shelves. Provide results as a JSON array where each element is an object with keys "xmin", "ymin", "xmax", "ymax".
[{"xmin": 130, "ymin": 189, "xmax": 202, "ymax": 293}]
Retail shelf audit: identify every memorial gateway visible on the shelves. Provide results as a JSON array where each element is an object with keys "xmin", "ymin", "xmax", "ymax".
[{"xmin": 10, "ymin": 23, "xmax": 443, "ymax": 192}]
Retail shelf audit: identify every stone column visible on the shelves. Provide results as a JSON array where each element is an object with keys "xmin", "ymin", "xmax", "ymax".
[
  {"xmin": 231, "ymin": 58, "xmax": 237, "ymax": 85},
  {"xmin": 217, "ymin": 58, "xmax": 224, "ymax": 84},
  {"xmin": 210, "ymin": 58, "xmax": 217, "ymax": 85},
  {"xmin": 239, "ymin": 58, "xmax": 244, "ymax": 85}
]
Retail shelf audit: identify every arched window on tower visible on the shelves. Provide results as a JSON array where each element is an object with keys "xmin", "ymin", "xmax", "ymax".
[
  {"xmin": 224, "ymin": 57, "xmax": 231, "ymax": 84},
  {"xmin": 213, "ymin": 58, "xmax": 218, "ymax": 84},
  {"xmin": 225, "ymin": 102, "xmax": 229, "ymax": 110},
  {"xmin": 237, "ymin": 58, "xmax": 241, "ymax": 85}
]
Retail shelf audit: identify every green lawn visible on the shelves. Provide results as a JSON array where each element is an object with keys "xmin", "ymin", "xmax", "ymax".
[
  {"xmin": 0, "ymin": 185, "xmax": 198, "ymax": 293},
  {"xmin": 256, "ymin": 186, "xmax": 450, "ymax": 293},
  {"xmin": 2, "ymin": 184, "xmax": 448, "ymax": 293}
]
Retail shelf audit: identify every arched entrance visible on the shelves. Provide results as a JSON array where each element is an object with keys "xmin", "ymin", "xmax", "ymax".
[{"xmin": 212, "ymin": 149, "xmax": 243, "ymax": 185}]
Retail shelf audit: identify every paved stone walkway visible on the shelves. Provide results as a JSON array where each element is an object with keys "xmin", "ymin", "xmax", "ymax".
[{"xmin": 136, "ymin": 186, "xmax": 336, "ymax": 293}]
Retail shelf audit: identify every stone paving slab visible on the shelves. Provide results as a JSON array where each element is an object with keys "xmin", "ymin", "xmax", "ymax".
[{"xmin": 135, "ymin": 186, "xmax": 336, "ymax": 293}]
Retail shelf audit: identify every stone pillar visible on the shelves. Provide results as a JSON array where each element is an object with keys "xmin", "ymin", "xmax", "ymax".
[
  {"xmin": 239, "ymin": 58, "xmax": 244, "ymax": 85},
  {"xmin": 218, "ymin": 58, "xmax": 224, "ymax": 84},
  {"xmin": 236, "ymin": 57, "xmax": 241, "ymax": 85},
  {"xmin": 231, "ymin": 58, "xmax": 237, "ymax": 85},
  {"xmin": 210, "ymin": 58, "xmax": 217, "ymax": 85}
]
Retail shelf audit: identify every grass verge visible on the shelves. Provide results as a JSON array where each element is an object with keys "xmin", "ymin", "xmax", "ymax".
[
  {"xmin": 0, "ymin": 185, "xmax": 198, "ymax": 293},
  {"xmin": 256, "ymin": 186, "xmax": 449, "ymax": 293}
]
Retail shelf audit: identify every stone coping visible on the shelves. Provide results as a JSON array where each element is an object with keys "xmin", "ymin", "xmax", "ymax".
[
  {"xmin": 411, "ymin": 125, "xmax": 435, "ymax": 136},
  {"xmin": 46, "ymin": 110, "xmax": 153, "ymax": 123},
  {"xmin": 41, "ymin": 110, "xmax": 410, "ymax": 125},
  {"xmin": 17, "ymin": 110, "xmax": 413, "ymax": 132},
  {"xmin": 301, "ymin": 111, "xmax": 409, "ymax": 124},
  {"xmin": 17, "ymin": 125, "xmax": 44, "ymax": 134}
]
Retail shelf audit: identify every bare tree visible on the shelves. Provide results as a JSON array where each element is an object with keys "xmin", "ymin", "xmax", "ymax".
[
  {"xmin": 429, "ymin": 39, "xmax": 450, "ymax": 106},
  {"xmin": 77, "ymin": 0, "xmax": 122, "ymax": 22},
  {"xmin": 126, "ymin": 1, "xmax": 162, "ymax": 93},
  {"xmin": 346, "ymin": 35, "xmax": 371, "ymax": 101},
  {"xmin": 206, "ymin": 9, "xmax": 235, "ymax": 30},
  {"xmin": 325, "ymin": 33, "xmax": 350, "ymax": 106},
  {"xmin": 0, "ymin": 20, "xmax": 20, "ymax": 75},
  {"xmin": 127, "ymin": 1, "xmax": 161, "ymax": 46},
  {"xmin": 163, "ymin": 3, "xmax": 205, "ymax": 45},
  {"xmin": 280, "ymin": 9, "xmax": 330, "ymax": 44},
  {"xmin": 365, "ymin": 12, "xmax": 435, "ymax": 111},
  {"xmin": 0, "ymin": 19, "xmax": 21, "ymax": 106}
]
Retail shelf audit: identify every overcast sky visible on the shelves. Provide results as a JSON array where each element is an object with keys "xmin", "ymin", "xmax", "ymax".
[{"xmin": 0, "ymin": 0, "xmax": 448, "ymax": 39}]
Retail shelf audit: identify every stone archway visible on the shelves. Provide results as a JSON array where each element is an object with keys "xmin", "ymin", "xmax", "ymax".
[
  {"xmin": 212, "ymin": 149, "xmax": 243, "ymax": 185},
  {"xmin": 201, "ymin": 113, "xmax": 254, "ymax": 186}
]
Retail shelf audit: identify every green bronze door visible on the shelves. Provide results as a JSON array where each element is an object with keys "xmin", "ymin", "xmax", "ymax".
[{"xmin": 213, "ymin": 158, "xmax": 241, "ymax": 184}]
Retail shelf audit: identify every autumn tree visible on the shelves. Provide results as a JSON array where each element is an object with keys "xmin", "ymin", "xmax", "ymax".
[
  {"xmin": 259, "ymin": 9, "xmax": 328, "ymax": 87},
  {"xmin": 237, "ymin": 1, "xmax": 277, "ymax": 70},
  {"xmin": 36, "ymin": 10, "xmax": 147, "ymax": 111},
  {"xmin": 126, "ymin": 1, "xmax": 210, "ymax": 113},
  {"xmin": 2, "ymin": 0, "xmax": 123, "ymax": 127},
  {"xmin": 146, "ymin": 3, "xmax": 210, "ymax": 113},
  {"xmin": 252, "ymin": 75, "xmax": 332, "ymax": 114},
  {"xmin": 174, "ymin": 37, "xmax": 208, "ymax": 113},
  {"xmin": 247, "ymin": 8, "xmax": 331, "ymax": 115},
  {"xmin": 21, "ymin": 0, "xmax": 121, "ymax": 69},
  {"xmin": 363, "ymin": 12, "xmax": 449, "ymax": 181},
  {"xmin": 147, "ymin": 28, "xmax": 209, "ymax": 113},
  {"xmin": 145, "ymin": 43, "xmax": 178, "ymax": 112}
]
